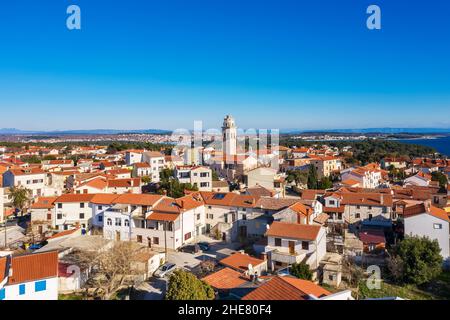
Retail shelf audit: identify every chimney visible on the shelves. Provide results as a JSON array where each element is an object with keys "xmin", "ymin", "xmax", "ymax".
[
  {"xmin": 260, "ymin": 252, "xmax": 267, "ymax": 261},
  {"xmin": 380, "ymin": 194, "xmax": 384, "ymax": 205}
]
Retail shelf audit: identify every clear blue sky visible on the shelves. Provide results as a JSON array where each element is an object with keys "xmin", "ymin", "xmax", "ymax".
[{"xmin": 0, "ymin": 0, "xmax": 449, "ymax": 131}]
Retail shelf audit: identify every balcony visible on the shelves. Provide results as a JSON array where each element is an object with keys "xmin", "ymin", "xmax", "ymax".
[{"xmin": 269, "ymin": 249, "xmax": 306, "ymax": 265}]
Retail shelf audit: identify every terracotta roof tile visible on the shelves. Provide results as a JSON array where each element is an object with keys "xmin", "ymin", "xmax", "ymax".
[
  {"xmin": 219, "ymin": 253, "xmax": 265, "ymax": 273},
  {"xmin": 266, "ymin": 221, "xmax": 321, "ymax": 241},
  {"xmin": 7, "ymin": 251, "xmax": 58, "ymax": 285},
  {"xmin": 242, "ymin": 276, "xmax": 330, "ymax": 300},
  {"xmin": 202, "ymin": 267, "xmax": 250, "ymax": 289}
]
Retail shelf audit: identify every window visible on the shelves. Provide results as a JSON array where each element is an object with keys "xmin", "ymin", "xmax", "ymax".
[
  {"xmin": 196, "ymin": 214, "xmax": 201, "ymax": 220},
  {"xmin": 80, "ymin": 203, "xmax": 85, "ymax": 208},
  {"xmin": 329, "ymin": 200, "xmax": 335, "ymax": 205},
  {"xmin": 368, "ymin": 214, "xmax": 373, "ymax": 221},
  {"xmin": 355, "ymin": 213, "xmax": 360, "ymax": 219},
  {"xmin": 35, "ymin": 280, "xmax": 46, "ymax": 292},
  {"xmin": 107, "ymin": 218, "xmax": 112, "ymax": 226},
  {"xmin": 79, "ymin": 213, "xmax": 85, "ymax": 219},
  {"xmin": 382, "ymin": 207, "xmax": 388, "ymax": 214},
  {"xmin": 274, "ymin": 238, "xmax": 282, "ymax": 246},
  {"xmin": 57, "ymin": 213, "xmax": 62, "ymax": 220},
  {"xmin": 200, "ymin": 182, "xmax": 209, "ymax": 188},
  {"xmin": 19, "ymin": 284, "xmax": 25, "ymax": 295},
  {"xmin": 356, "ymin": 205, "xmax": 360, "ymax": 209},
  {"xmin": 302, "ymin": 241, "xmax": 309, "ymax": 250},
  {"xmin": 115, "ymin": 218, "xmax": 122, "ymax": 226},
  {"xmin": 98, "ymin": 205, "xmax": 103, "ymax": 210},
  {"xmin": 368, "ymin": 206, "xmax": 372, "ymax": 210},
  {"xmin": 58, "ymin": 203, "xmax": 62, "ymax": 209},
  {"xmin": 98, "ymin": 215, "xmax": 103, "ymax": 222},
  {"xmin": 47, "ymin": 213, "xmax": 52, "ymax": 220},
  {"xmin": 184, "ymin": 232, "xmax": 192, "ymax": 240},
  {"xmin": 242, "ymin": 214, "xmax": 247, "ymax": 220},
  {"xmin": 200, "ymin": 172, "xmax": 209, "ymax": 178},
  {"xmin": 124, "ymin": 219, "xmax": 130, "ymax": 227},
  {"xmin": 434, "ymin": 223, "xmax": 442, "ymax": 229},
  {"xmin": 0, "ymin": 288, "xmax": 4, "ymax": 300},
  {"xmin": 153, "ymin": 237, "xmax": 159, "ymax": 245}
]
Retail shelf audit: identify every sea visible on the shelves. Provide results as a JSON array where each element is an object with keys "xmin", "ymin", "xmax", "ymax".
[{"xmin": 397, "ymin": 136, "xmax": 450, "ymax": 157}]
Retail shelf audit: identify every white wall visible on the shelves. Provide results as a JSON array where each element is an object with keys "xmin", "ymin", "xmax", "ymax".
[
  {"xmin": 2, "ymin": 277, "xmax": 58, "ymax": 300},
  {"xmin": 404, "ymin": 214, "xmax": 450, "ymax": 259}
]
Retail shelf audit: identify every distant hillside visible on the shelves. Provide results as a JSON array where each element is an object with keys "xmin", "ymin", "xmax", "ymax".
[
  {"xmin": 0, "ymin": 128, "xmax": 172, "ymax": 135},
  {"xmin": 280, "ymin": 128, "xmax": 450, "ymax": 134}
]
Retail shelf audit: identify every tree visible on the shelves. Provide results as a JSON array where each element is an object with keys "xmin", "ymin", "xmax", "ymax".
[
  {"xmin": 73, "ymin": 241, "xmax": 141, "ymax": 300},
  {"xmin": 290, "ymin": 262, "xmax": 313, "ymax": 280},
  {"xmin": 431, "ymin": 171, "xmax": 448, "ymax": 189},
  {"xmin": 211, "ymin": 170, "xmax": 219, "ymax": 181},
  {"xmin": 388, "ymin": 236, "xmax": 443, "ymax": 285},
  {"xmin": 166, "ymin": 269, "xmax": 215, "ymax": 300},
  {"xmin": 8, "ymin": 186, "xmax": 32, "ymax": 215},
  {"xmin": 141, "ymin": 175, "xmax": 151, "ymax": 185},
  {"xmin": 286, "ymin": 170, "xmax": 308, "ymax": 186},
  {"xmin": 307, "ymin": 165, "xmax": 318, "ymax": 189},
  {"xmin": 317, "ymin": 176, "xmax": 333, "ymax": 189}
]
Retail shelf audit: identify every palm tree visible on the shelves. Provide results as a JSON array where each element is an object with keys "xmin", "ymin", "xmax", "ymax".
[{"xmin": 8, "ymin": 186, "xmax": 32, "ymax": 216}]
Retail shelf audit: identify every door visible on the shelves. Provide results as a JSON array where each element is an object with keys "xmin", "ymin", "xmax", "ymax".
[
  {"xmin": 239, "ymin": 226, "xmax": 247, "ymax": 237},
  {"xmin": 137, "ymin": 235, "xmax": 142, "ymax": 243},
  {"xmin": 289, "ymin": 241, "xmax": 295, "ymax": 255},
  {"xmin": 116, "ymin": 231, "xmax": 121, "ymax": 241}
]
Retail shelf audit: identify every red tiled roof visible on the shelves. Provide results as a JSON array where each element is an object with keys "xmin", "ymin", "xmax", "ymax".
[
  {"xmin": 202, "ymin": 267, "xmax": 250, "ymax": 289},
  {"xmin": 266, "ymin": 221, "xmax": 321, "ymax": 241},
  {"xmin": 242, "ymin": 276, "xmax": 330, "ymax": 300},
  {"xmin": 56, "ymin": 193, "xmax": 95, "ymax": 203},
  {"xmin": 219, "ymin": 253, "xmax": 265, "ymax": 272},
  {"xmin": 107, "ymin": 178, "xmax": 141, "ymax": 188},
  {"xmin": 48, "ymin": 227, "xmax": 80, "ymax": 239},
  {"xmin": 7, "ymin": 251, "xmax": 58, "ymax": 285},
  {"xmin": 0, "ymin": 256, "xmax": 7, "ymax": 283},
  {"xmin": 8, "ymin": 167, "xmax": 45, "ymax": 176},
  {"xmin": 113, "ymin": 193, "xmax": 164, "ymax": 206},
  {"xmin": 31, "ymin": 196, "xmax": 58, "ymax": 209},
  {"xmin": 359, "ymin": 230, "xmax": 385, "ymax": 244}
]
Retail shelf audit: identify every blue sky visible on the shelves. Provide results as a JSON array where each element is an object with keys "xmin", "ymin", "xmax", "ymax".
[{"xmin": 0, "ymin": 0, "xmax": 449, "ymax": 131}]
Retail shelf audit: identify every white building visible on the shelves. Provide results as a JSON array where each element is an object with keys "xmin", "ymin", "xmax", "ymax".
[
  {"xmin": 142, "ymin": 151, "xmax": 165, "ymax": 182},
  {"xmin": 403, "ymin": 201, "xmax": 450, "ymax": 261},
  {"xmin": 0, "ymin": 251, "xmax": 59, "ymax": 300},
  {"xmin": 404, "ymin": 171, "xmax": 432, "ymax": 187},
  {"xmin": 265, "ymin": 221, "xmax": 327, "ymax": 271},
  {"xmin": 222, "ymin": 115, "xmax": 237, "ymax": 157},
  {"xmin": 53, "ymin": 194, "xmax": 97, "ymax": 230},
  {"xmin": 174, "ymin": 165, "xmax": 212, "ymax": 191},
  {"xmin": 2, "ymin": 167, "xmax": 47, "ymax": 197}
]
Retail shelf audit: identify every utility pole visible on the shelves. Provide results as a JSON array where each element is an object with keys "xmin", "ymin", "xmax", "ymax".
[{"xmin": 164, "ymin": 221, "xmax": 168, "ymax": 261}]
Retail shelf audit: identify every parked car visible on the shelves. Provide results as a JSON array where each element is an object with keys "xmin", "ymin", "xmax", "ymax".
[
  {"xmin": 153, "ymin": 263, "xmax": 177, "ymax": 278},
  {"xmin": 197, "ymin": 242, "xmax": 211, "ymax": 251},
  {"xmin": 179, "ymin": 244, "xmax": 201, "ymax": 254}
]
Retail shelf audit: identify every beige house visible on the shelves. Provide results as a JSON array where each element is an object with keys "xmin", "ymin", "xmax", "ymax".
[
  {"xmin": 308, "ymin": 155, "xmax": 342, "ymax": 178},
  {"xmin": 174, "ymin": 165, "xmax": 212, "ymax": 191}
]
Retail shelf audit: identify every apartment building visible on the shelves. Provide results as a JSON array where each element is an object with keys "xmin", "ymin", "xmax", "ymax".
[
  {"xmin": 142, "ymin": 151, "xmax": 165, "ymax": 182},
  {"xmin": 265, "ymin": 221, "xmax": 327, "ymax": 270},
  {"xmin": 174, "ymin": 165, "xmax": 212, "ymax": 191},
  {"xmin": 2, "ymin": 167, "xmax": 47, "ymax": 197},
  {"xmin": 323, "ymin": 192, "xmax": 393, "ymax": 226},
  {"xmin": 308, "ymin": 155, "xmax": 342, "ymax": 178}
]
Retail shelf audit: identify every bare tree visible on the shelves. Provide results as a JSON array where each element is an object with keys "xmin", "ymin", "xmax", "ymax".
[{"xmin": 73, "ymin": 242, "xmax": 142, "ymax": 300}]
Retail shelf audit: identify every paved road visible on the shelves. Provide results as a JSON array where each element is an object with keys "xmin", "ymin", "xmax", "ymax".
[{"xmin": 133, "ymin": 278, "xmax": 167, "ymax": 300}]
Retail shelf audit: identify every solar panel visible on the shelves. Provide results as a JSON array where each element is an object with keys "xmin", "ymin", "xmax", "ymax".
[{"xmin": 212, "ymin": 193, "xmax": 226, "ymax": 200}]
